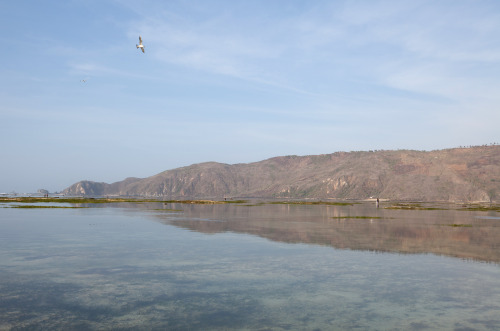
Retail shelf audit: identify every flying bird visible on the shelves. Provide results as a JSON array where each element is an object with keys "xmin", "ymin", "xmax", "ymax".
[{"xmin": 136, "ymin": 36, "xmax": 145, "ymax": 53}]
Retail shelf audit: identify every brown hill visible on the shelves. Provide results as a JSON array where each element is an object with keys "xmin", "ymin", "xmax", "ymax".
[{"xmin": 63, "ymin": 145, "xmax": 500, "ymax": 202}]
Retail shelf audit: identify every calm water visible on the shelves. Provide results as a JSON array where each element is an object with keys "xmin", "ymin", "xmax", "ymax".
[{"xmin": 1, "ymin": 200, "xmax": 499, "ymax": 330}]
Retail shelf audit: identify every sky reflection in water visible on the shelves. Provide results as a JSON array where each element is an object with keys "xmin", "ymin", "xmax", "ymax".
[{"xmin": 1, "ymin": 202, "xmax": 499, "ymax": 330}]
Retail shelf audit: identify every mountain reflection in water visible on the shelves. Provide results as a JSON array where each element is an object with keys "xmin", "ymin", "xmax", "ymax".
[{"xmin": 151, "ymin": 201, "xmax": 500, "ymax": 263}]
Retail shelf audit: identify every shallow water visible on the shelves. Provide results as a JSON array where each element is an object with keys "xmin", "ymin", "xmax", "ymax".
[{"xmin": 1, "ymin": 201, "xmax": 499, "ymax": 330}]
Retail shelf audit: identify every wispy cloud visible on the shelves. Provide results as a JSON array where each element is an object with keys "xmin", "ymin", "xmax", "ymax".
[
  {"xmin": 130, "ymin": 1, "xmax": 497, "ymax": 101},
  {"xmin": 122, "ymin": 2, "xmax": 332, "ymax": 95}
]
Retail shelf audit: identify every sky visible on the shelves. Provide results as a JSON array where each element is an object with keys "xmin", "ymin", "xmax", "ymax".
[{"xmin": 1, "ymin": 0, "xmax": 500, "ymax": 193}]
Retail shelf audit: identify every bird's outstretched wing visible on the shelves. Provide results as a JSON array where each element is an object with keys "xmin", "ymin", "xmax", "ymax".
[
  {"xmin": 141, "ymin": 47, "xmax": 145, "ymax": 53},
  {"xmin": 139, "ymin": 36, "xmax": 143, "ymax": 45}
]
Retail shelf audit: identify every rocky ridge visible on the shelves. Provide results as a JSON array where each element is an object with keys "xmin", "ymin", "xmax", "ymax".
[{"xmin": 63, "ymin": 146, "xmax": 500, "ymax": 202}]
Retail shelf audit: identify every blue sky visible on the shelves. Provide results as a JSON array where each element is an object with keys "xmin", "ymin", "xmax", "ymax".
[{"xmin": 1, "ymin": 0, "xmax": 500, "ymax": 193}]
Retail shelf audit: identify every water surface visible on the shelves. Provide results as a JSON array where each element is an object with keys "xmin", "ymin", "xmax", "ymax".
[{"xmin": 1, "ymin": 201, "xmax": 499, "ymax": 330}]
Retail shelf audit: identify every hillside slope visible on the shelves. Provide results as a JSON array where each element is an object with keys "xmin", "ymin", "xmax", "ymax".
[{"xmin": 63, "ymin": 146, "xmax": 500, "ymax": 202}]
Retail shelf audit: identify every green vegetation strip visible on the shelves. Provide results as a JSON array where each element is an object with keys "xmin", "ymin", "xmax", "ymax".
[
  {"xmin": 0, "ymin": 197, "xmax": 154, "ymax": 204},
  {"xmin": 242, "ymin": 202, "xmax": 267, "ymax": 207},
  {"xmin": 385, "ymin": 203, "xmax": 445, "ymax": 210},
  {"xmin": 0, "ymin": 197, "xmax": 248, "ymax": 205},
  {"xmin": 331, "ymin": 216, "xmax": 383, "ymax": 219},
  {"xmin": 459, "ymin": 205, "xmax": 500, "ymax": 212},
  {"xmin": 269, "ymin": 201, "xmax": 355, "ymax": 206},
  {"xmin": 9, "ymin": 205, "xmax": 87, "ymax": 209},
  {"xmin": 163, "ymin": 200, "xmax": 248, "ymax": 204}
]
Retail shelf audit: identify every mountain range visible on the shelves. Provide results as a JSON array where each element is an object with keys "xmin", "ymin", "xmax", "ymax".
[{"xmin": 63, "ymin": 145, "xmax": 500, "ymax": 202}]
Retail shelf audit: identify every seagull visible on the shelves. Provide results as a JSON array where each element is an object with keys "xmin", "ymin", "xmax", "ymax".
[
  {"xmin": 80, "ymin": 79, "xmax": 86, "ymax": 83},
  {"xmin": 136, "ymin": 36, "xmax": 145, "ymax": 53}
]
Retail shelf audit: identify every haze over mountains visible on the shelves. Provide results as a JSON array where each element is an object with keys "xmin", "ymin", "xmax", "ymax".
[{"xmin": 63, "ymin": 146, "xmax": 500, "ymax": 202}]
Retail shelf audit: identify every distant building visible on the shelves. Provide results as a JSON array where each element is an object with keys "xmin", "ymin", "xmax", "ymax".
[{"xmin": 38, "ymin": 189, "xmax": 49, "ymax": 197}]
